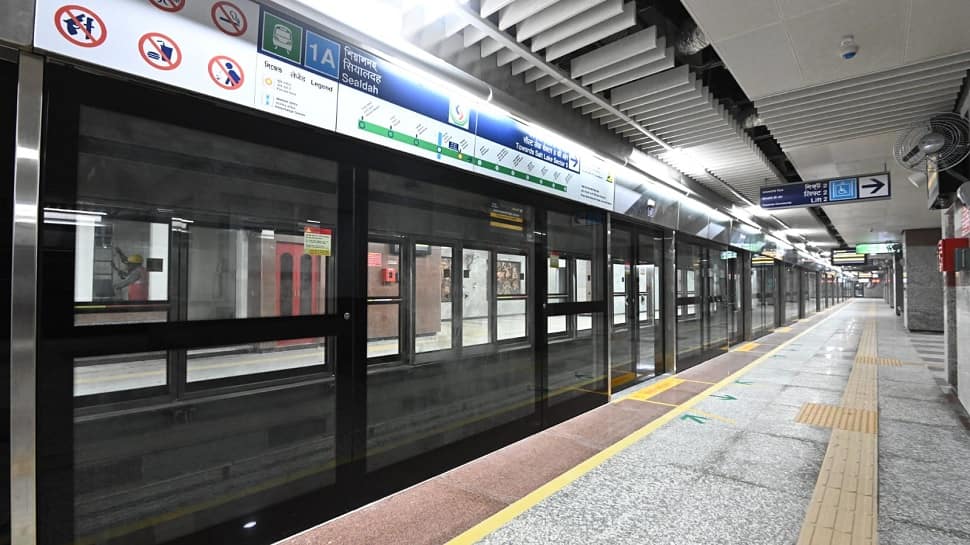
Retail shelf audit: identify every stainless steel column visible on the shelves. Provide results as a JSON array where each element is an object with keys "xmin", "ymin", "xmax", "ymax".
[
  {"xmin": 10, "ymin": 52, "xmax": 43, "ymax": 545},
  {"xmin": 943, "ymin": 205, "xmax": 958, "ymax": 390}
]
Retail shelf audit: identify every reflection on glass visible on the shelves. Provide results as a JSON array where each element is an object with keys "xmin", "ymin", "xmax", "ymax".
[
  {"xmin": 366, "ymin": 171, "xmax": 536, "ymax": 472},
  {"xmin": 416, "ymin": 245, "xmax": 453, "ymax": 353},
  {"xmin": 575, "ymin": 259, "xmax": 592, "ymax": 303},
  {"xmin": 368, "ymin": 241, "xmax": 401, "ymax": 358},
  {"xmin": 187, "ymin": 341, "xmax": 325, "ymax": 383},
  {"xmin": 70, "ymin": 107, "xmax": 338, "ymax": 327},
  {"xmin": 463, "ymin": 248, "xmax": 491, "ymax": 346},
  {"xmin": 74, "ymin": 352, "xmax": 167, "ymax": 397},
  {"xmin": 497, "ymin": 253, "xmax": 527, "ymax": 341}
]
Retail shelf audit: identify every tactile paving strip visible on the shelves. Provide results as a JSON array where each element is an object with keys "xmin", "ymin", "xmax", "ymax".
[
  {"xmin": 797, "ymin": 312, "xmax": 879, "ymax": 545},
  {"xmin": 855, "ymin": 356, "xmax": 903, "ymax": 367},
  {"xmin": 795, "ymin": 403, "xmax": 878, "ymax": 434}
]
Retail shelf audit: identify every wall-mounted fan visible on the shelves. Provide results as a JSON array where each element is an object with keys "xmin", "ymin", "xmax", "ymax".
[{"xmin": 893, "ymin": 112, "xmax": 970, "ymax": 185}]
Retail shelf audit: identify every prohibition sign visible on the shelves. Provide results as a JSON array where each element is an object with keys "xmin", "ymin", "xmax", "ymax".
[
  {"xmin": 139, "ymin": 32, "xmax": 182, "ymax": 71},
  {"xmin": 149, "ymin": 0, "xmax": 185, "ymax": 12},
  {"xmin": 208, "ymin": 56, "xmax": 245, "ymax": 90},
  {"xmin": 54, "ymin": 5, "xmax": 107, "ymax": 48},
  {"xmin": 211, "ymin": 1, "xmax": 248, "ymax": 36}
]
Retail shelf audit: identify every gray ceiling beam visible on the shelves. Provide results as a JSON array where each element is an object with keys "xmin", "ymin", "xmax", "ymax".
[
  {"xmin": 570, "ymin": 26, "xmax": 658, "ymax": 78},
  {"xmin": 545, "ymin": 2, "xmax": 637, "ymax": 62},
  {"xmin": 516, "ymin": 0, "xmax": 608, "ymax": 42},
  {"xmin": 530, "ymin": 0, "xmax": 624, "ymax": 52}
]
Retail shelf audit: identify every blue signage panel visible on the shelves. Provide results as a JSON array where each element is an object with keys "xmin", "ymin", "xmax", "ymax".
[
  {"xmin": 476, "ymin": 112, "xmax": 581, "ymax": 173},
  {"xmin": 759, "ymin": 173, "xmax": 890, "ymax": 210}
]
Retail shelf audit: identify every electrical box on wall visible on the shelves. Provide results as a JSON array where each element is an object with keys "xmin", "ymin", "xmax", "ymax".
[
  {"xmin": 938, "ymin": 238, "xmax": 970, "ymax": 272},
  {"xmin": 955, "ymin": 247, "xmax": 970, "ymax": 271}
]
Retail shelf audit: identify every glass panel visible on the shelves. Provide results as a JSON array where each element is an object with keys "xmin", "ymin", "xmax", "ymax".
[
  {"xmin": 708, "ymin": 250, "xmax": 729, "ymax": 351},
  {"xmin": 68, "ymin": 107, "xmax": 338, "ymax": 326},
  {"xmin": 416, "ymin": 245, "xmax": 453, "ymax": 353},
  {"xmin": 368, "ymin": 241, "xmax": 400, "ymax": 298},
  {"xmin": 548, "ymin": 295, "xmax": 568, "ymax": 334},
  {"xmin": 546, "ymin": 210, "xmax": 606, "ymax": 405},
  {"xmin": 368, "ymin": 303, "xmax": 400, "ymax": 358},
  {"xmin": 72, "ymin": 345, "xmax": 336, "ymax": 545},
  {"xmin": 637, "ymin": 232, "xmax": 661, "ymax": 376},
  {"xmin": 366, "ymin": 171, "xmax": 535, "ymax": 472},
  {"xmin": 74, "ymin": 352, "xmax": 167, "ymax": 397},
  {"xmin": 676, "ymin": 242, "xmax": 703, "ymax": 367},
  {"xmin": 462, "ymin": 248, "xmax": 491, "ymax": 346},
  {"xmin": 187, "ymin": 340, "xmax": 325, "ymax": 383},
  {"xmin": 497, "ymin": 253, "xmax": 527, "ymax": 341},
  {"xmin": 609, "ymin": 225, "xmax": 633, "ymax": 390},
  {"xmin": 575, "ymin": 258, "xmax": 592, "ymax": 303}
]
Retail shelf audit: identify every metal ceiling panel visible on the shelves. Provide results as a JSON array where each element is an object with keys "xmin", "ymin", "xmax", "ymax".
[
  {"xmin": 611, "ymin": 65, "xmax": 691, "ymax": 106},
  {"xmin": 499, "ymin": 0, "xmax": 559, "ymax": 31},
  {"xmin": 544, "ymin": 2, "xmax": 637, "ymax": 62},
  {"xmin": 530, "ymin": 0, "xmax": 624, "ymax": 52},
  {"xmin": 755, "ymin": 54, "xmax": 970, "ymax": 154},
  {"xmin": 580, "ymin": 37, "xmax": 668, "ymax": 85},
  {"xmin": 570, "ymin": 26, "xmax": 658, "ymax": 78},
  {"xmin": 516, "ymin": 0, "xmax": 608, "ymax": 41},
  {"xmin": 590, "ymin": 52, "xmax": 675, "ymax": 93},
  {"xmin": 480, "ymin": 0, "xmax": 517, "ymax": 18}
]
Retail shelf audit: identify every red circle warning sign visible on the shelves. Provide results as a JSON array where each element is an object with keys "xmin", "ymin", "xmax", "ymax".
[
  {"xmin": 211, "ymin": 1, "xmax": 248, "ymax": 37},
  {"xmin": 54, "ymin": 5, "xmax": 107, "ymax": 48},
  {"xmin": 149, "ymin": 0, "xmax": 184, "ymax": 12},
  {"xmin": 139, "ymin": 32, "xmax": 182, "ymax": 71},
  {"xmin": 208, "ymin": 56, "xmax": 245, "ymax": 90}
]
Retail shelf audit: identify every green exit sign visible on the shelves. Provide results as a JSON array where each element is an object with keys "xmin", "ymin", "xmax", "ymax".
[{"xmin": 855, "ymin": 243, "xmax": 894, "ymax": 254}]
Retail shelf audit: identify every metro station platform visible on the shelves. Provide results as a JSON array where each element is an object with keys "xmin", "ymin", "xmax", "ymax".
[{"xmin": 280, "ymin": 300, "xmax": 970, "ymax": 545}]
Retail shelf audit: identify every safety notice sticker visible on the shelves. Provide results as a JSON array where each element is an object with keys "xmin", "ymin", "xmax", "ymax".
[
  {"xmin": 54, "ymin": 5, "xmax": 107, "ymax": 48},
  {"xmin": 304, "ymin": 227, "xmax": 332, "ymax": 257},
  {"xmin": 149, "ymin": 0, "xmax": 184, "ymax": 12},
  {"xmin": 139, "ymin": 32, "xmax": 181, "ymax": 70},
  {"xmin": 208, "ymin": 55, "xmax": 245, "ymax": 90},
  {"xmin": 211, "ymin": 1, "xmax": 248, "ymax": 36}
]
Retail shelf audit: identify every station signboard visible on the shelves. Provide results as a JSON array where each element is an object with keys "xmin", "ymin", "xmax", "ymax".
[
  {"xmin": 759, "ymin": 173, "xmax": 891, "ymax": 210},
  {"xmin": 34, "ymin": 0, "xmax": 615, "ymax": 210}
]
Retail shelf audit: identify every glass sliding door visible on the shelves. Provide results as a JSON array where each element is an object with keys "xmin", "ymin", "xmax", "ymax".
[
  {"xmin": 636, "ymin": 232, "xmax": 662, "ymax": 377},
  {"xmin": 608, "ymin": 223, "xmax": 663, "ymax": 391},
  {"xmin": 546, "ymin": 210, "xmax": 607, "ymax": 419},
  {"xmin": 784, "ymin": 265, "xmax": 800, "ymax": 324},
  {"xmin": 367, "ymin": 172, "xmax": 537, "ymax": 473},
  {"xmin": 610, "ymin": 227, "xmax": 635, "ymax": 387}
]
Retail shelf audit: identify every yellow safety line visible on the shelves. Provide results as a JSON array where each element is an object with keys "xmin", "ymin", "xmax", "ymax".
[
  {"xmin": 734, "ymin": 342, "xmax": 760, "ymax": 352},
  {"xmin": 625, "ymin": 377, "xmax": 683, "ymax": 402},
  {"xmin": 679, "ymin": 378, "xmax": 715, "ymax": 385},
  {"xmin": 636, "ymin": 399, "xmax": 678, "ymax": 408},
  {"xmin": 445, "ymin": 302, "xmax": 852, "ymax": 545}
]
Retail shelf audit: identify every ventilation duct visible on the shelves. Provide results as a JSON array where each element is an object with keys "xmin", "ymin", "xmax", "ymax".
[{"xmin": 675, "ymin": 21, "xmax": 709, "ymax": 56}]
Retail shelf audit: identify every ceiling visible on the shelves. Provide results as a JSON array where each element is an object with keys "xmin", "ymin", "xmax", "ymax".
[
  {"xmin": 786, "ymin": 131, "xmax": 941, "ymax": 245},
  {"xmin": 680, "ymin": 0, "xmax": 970, "ymax": 247},
  {"xmin": 680, "ymin": 0, "xmax": 970, "ymax": 100},
  {"xmin": 396, "ymin": 0, "xmax": 832, "ymax": 244}
]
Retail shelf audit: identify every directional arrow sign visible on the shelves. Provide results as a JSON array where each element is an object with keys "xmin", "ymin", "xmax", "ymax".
[
  {"xmin": 681, "ymin": 414, "xmax": 708, "ymax": 424},
  {"xmin": 735, "ymin": 380, "xmax": 754, "ymax": 385},
  {"xmin": 710, "ymin": 394, "xmax": 737, "ymax": 401},
  {"xmin": 858, "ymin": 173, "xmax": 890, "ymax": 199}
]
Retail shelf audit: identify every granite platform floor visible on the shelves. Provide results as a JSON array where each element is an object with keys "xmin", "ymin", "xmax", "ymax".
[{"xmin": 278, "ymin": 301, "xmax": 970, "ymax": 545}]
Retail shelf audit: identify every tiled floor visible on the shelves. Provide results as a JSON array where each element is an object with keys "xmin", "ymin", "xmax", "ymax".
[{"xmin": 279, "ymin": 301, "xmax": 970, "ymax": 545}]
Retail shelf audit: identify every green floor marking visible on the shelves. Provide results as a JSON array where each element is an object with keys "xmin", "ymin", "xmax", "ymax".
[
  {"xmin": 680, "ymin": 414, "xmax": 708, "ymax": 424},
  {"xmin": 735, "ymin": 380, "xmax": 754, "ymax": 385},
  {"xmin": 710, "ymin": 394, "xmax": 737, "ymax": 400}
]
